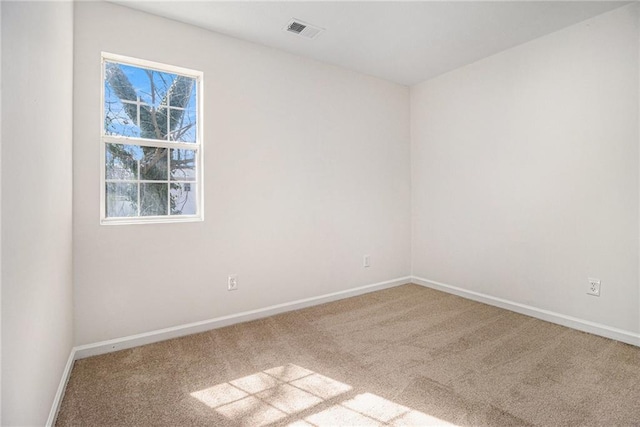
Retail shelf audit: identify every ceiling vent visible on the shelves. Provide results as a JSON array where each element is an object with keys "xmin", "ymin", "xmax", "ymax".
[{"xmin": 284, "ymin": 19, "xmax": 324, "ymax": 40}]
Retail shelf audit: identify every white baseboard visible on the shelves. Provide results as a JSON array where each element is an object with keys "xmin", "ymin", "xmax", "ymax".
[
  {"xmin": 47, "ymin": 276, "xmax": 409, "ymax": 425},
  {"xmin": 74, "ymin": 276, "xmax": 412, "ymax": 360},
  {"xmin": 48, "ymin": 274, "xmax": 637, "ymax": 424},
  {"xmin": 46, "ymin": 349, "xmax": 75, "ymax": 427},
  {"xmin": 412, "ymin": 276, "xmax": 640, "ymax": 347}
]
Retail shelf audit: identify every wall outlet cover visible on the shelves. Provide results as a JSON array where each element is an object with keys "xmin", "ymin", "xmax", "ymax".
[{"xmin": 587, "ymin": 278, "xmax": 601, "ymax": 296}]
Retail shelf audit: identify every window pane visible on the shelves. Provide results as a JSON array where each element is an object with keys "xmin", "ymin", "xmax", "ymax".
[
  {"xmin": 170, "ymin": 183, "xmax": 197, "ymax": 215},
  {"xmin": 106, "ymin": 143, "xmax": 142, "ymax": 180},
  {"xmin": 140, "ymin": 183, "xmax": 168, "ymax": 216},
  {"xmin": 104, "ymin": 62, "xmax": 139, "ymax": 102},
  {"xmin": 139, "ymin": 106, "xmax": 168, "ymax": 140},
  {"xmin": 104, "ymin": 93, "xmax": 141, "ymax": 138},
  {"xmin": 140, "ymin": 147, "xmax": 168, "ymax": 180},
  {"xmin": 170, "ymin": 149, "xmax": 196, "ymax": 181},
  {"xmin": 169, "ymin": 108, "xmax": 197, "ymax": 143},
  {"xmin": 169, "ymin": 77, "xmax": 196, "ymax": 107},
  {"xmin": 104, "ymin": 61, "xmax": 196, "ymax": 142},
  {"xmin": 106, "ymin": 183, "xmax": 138, "ymax": 217}
]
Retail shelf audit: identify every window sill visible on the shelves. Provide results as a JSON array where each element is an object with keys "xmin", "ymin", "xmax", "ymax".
[{"xmin": 100, "ymin": 215, "xmax": 203, "ymax": 226}]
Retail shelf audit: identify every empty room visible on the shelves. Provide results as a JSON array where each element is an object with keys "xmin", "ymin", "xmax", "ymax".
[{"xmin": 1, "ymin": 0, "xmax": 639, "ymax": 426}]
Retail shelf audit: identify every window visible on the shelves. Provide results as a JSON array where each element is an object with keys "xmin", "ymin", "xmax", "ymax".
[{"xmin": 101, "ymin": 53, "xmax": 203, "ymax": 224}]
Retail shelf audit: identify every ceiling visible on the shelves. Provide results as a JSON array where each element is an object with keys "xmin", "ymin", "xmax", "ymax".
[{"xmin": 113, "ymin": 1, "xmax": 628, "ymax": 86}]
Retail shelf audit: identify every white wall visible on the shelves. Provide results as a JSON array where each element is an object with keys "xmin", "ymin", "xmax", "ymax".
[
  {"xmin": 1, "ymin": 2, "xmax": 74, "ymax": 425},
  {"xmin": 0, "ymin": 1, "xmax": 3, "ymax": 422},
  {"xmin": 411, "ymin": 4, "xmax": 640, "ymax": 334},
  {"xmin": 74, "ymin": 2, "xmax": 411, "ymax": 345}
]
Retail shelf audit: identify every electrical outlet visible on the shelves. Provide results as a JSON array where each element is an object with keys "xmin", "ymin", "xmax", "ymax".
[
  {"xmin": 587, "ymin": 278, "xmax": 601, "ymax": 296},
  {"xmin": 363, "ymin": 255, "xmax": 371, "ymax": 268},
  {"xmin": 228, "ymin": 274, "xmax": 238, "ymax": 291}
]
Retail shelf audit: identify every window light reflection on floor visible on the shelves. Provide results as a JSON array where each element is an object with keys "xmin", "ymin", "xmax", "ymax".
[{"xmin": 190, "ymin": 364, "xmax": 457, "ymax": 426}]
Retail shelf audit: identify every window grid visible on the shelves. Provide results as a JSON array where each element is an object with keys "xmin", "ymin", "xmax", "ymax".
[
  {"xmin": 100, "ymin": 52, "xmax": 203, "ymax": 225},
  {"xmin": 104, "ymin": 147, "xmax": 198, "ymax": 217},
  {"xmin": 116, "ymin": 94, "xmax": 192, "ymax": 143}
]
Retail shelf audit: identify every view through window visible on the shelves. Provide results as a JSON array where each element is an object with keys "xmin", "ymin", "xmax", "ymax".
[{"xmin": 101, "ymin": 53, "xmax": 203, "ymax": 224}]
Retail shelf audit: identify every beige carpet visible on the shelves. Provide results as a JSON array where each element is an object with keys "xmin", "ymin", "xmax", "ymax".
[{"xmin": 56, "ymin": 284, "xmax": 640, "ymax": 426}]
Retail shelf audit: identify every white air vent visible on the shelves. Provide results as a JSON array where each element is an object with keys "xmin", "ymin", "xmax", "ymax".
[{"xmin": 284, "ymin": 19, "xmax": 324, "ymax": 40}]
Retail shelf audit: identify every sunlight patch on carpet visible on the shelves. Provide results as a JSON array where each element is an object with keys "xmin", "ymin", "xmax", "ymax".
[{"xmin": 190, "ymin": 363, "xmax": 457, "ymax": 426}]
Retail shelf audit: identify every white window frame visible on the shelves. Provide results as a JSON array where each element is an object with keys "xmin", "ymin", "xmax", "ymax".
[{"xmin": 100, "ymin": 52, "xmax": 204, "ymax": 225}]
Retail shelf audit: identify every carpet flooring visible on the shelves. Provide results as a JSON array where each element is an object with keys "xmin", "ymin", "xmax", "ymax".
[{"xmin": 56, "ymin": 284, "xmax": 640, "ymax": 426}]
